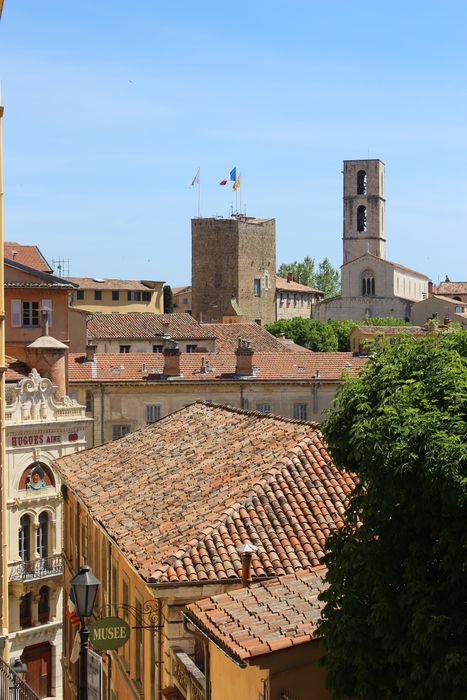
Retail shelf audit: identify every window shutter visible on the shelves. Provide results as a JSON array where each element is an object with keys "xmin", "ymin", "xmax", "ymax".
[
  {"xmin": 11, "ymin": 300, "xmax": 22, "ymax": 327},
  {"xmin": 41, "ymin": 300, "xmax": 53, "ymax": 327}
]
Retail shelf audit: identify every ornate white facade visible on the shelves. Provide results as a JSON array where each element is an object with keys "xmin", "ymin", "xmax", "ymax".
[{"xmin": 5, "ymin": 369, "xmax": 91, "ymax": 698}]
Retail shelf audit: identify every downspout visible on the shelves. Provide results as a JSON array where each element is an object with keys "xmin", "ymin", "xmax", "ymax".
[
  {"xmin": 158, "ymin": 599, "xmax": 163, "ymax": 700},
  {"xmin": 100, "ymin": 383, "xmax": 105, "ymax": 446}
]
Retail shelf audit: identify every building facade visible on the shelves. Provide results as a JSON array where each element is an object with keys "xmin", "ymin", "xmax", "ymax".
[
  {"xmin": 5, "ymin": 369, "xmax": 89, "ymax": 697},
  {"xmin": 315, "ymin": 159, "xmax": 429, "ymax": 322},
  {"xmin": 191, "ymin": 216, "xmax": 276, "ymax": 325},
  {"xmin": 172, "ymin": 285, "xmax": 192, "ymax": 315},
  {"xmin": 67, "ymin": 278, "xmax": 164, "ymax": 314},
  {"xmin": 275, "ymin": 274, "xmax": 324, "ymax": 320}
]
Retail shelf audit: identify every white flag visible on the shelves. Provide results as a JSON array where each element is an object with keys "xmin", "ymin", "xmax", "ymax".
[{"xmin": 70, "ymin": 629, "xmax": 80, "ymax": 664}]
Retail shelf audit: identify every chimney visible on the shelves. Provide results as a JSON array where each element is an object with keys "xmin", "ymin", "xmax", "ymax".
[
  {"xmin": 25, "ymin": 336, "xmax": 68, "ymax": 399},
  {"xmin": 85, "ymin": 343, "xmax": 97, "ymax": 362},
  {"xmin": 163, "ymin": 340, "xmax": 181, "ymax": 376},
  {"xmin": 235, "ymin": 338, "xmax": 254, "ymax": 376},
  {"xmin": 287, "ymin": 272, "xmax": 293, "ymax": 283},
  {"xmin": 428, "ymin": 280, "xmax": 433, "ymax": 296},
  {"xmin": 277, "ymin": 332, "xmax": 286, "ymax": 340},
  {"xmin": 238, "ymin": 542, "xmax": 258, "ymax": 587}
]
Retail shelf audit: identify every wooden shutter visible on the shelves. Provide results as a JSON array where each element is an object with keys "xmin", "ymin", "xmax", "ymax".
[
  {"xmin": 41, "ymin": 299, "xmax": 53, "ymax": 327},
  {"xmin": 10, "ymin": 299, "xmax": 22, "ymax": 327}
]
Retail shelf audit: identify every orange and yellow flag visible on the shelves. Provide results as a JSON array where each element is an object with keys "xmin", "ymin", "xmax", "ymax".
[{"xmin": 233, "ymin": 175, "xmax": 241, "ymax": 191}]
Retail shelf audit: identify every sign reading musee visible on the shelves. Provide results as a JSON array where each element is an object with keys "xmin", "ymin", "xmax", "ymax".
[{"xmin": 89, "ymin": 617, "xmax": 130, "ymax": 650}]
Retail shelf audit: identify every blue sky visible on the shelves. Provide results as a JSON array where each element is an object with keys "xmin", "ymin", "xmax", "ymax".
[{"xmin": 1, "ymin": 1, "xmax": 466, "ymax": 285}]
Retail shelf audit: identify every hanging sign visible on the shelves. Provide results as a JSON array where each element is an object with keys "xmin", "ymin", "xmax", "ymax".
[
  {"xmin": 89, "ymin": 616, "xmax": 130, "ymax": 650},
  {"xmin": 88, "ymin": 649, "xmax": 102, "ymax": 700}
]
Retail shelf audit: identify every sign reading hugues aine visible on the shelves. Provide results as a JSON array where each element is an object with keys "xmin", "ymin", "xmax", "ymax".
[{"xmin": 89, "ymin": 617, "xmax": 131, "ymax": 650}]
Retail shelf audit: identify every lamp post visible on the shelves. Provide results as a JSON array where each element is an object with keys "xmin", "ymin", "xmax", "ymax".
[
  {"xmin": 9, "ymin": 658, "xmax": 28, "ymax": 700},
  {"xmin": 71, "ymin": 565, "xmax": 100, "ymax": 700}
]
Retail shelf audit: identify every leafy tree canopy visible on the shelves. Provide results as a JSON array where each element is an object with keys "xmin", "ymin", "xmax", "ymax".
[
  {"xmin": 265, "ymin": 317, "xmax": 409, "ymax": 352},
  {"xmin": 277, "ymin": 256, "xmax": 340, "ymax": 298},
  {"xmin": 318, "ymin": 331, "xmax": 467, "ymax": 700}
]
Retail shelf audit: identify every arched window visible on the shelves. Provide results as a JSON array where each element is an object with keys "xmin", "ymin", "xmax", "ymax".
[
  {"xmin": 362, "ymin": 270, "xmax": 376, "ymax": 296},
  {"xmin": 357, "ymin": 170, "xmax": 367, "ymax": 195},
  {"xmin": 38, "ymin": 586, "xmax": 50, "ymax": 623},
  {"xmin": 19, "ymin": 462, "xmax": 55, "ymax": 491},
  {"xmin": 19, "ymin": 515, "xmax": 31, "ymax": 561},
  {"xmin": 20, "ymin": 592, "xmax": 32, "ymax": 629},
  {"xmin": 37, "ymin": 511, "xmax": 49, "ymax": 559},
  {"xmin": 357, "ymin": 205, "xmax": 367, "ymax": 232}
]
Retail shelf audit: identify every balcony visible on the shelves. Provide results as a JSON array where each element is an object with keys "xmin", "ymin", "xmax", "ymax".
[
  {"xmin": 169, "ymin": 648, "xmax": 205, "ymax": 700},
  {"xmin": 0, "ymin": 656, "xmax": 40, "ymax": 700},
  {"xmin": 9, "ymin": 555, "xmax": 62, "ymax": 582}
]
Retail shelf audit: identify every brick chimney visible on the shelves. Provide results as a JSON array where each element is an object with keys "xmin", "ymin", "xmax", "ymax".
[
  {"xmin": 238, "ymin": 542, "xmax": 258, "ymax": 587},
  {"xmin": 235, "ymin": 338, "xmax": 254, "ymax": 376},
  {"xmin": 287, "ymin": 271, "xmax": 293, "ymax": 283},
  {"xmin": 428, "ymin": 280, "xmax": 433, "ymax": 296},
  {"xmin": 163, "ymin": 341, "xmax": 181, "ymax": 376},
  {"xmin": 85, "ymin": 343, "xmax": 97, "ymax": 362}
]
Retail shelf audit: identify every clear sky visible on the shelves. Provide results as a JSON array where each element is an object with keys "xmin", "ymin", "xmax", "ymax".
[{"xmin": 1, "ymin": 1, "xmax": 466, "ymax": 285}]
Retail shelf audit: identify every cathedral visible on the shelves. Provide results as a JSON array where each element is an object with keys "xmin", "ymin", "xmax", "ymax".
[{"xmin": 314, "ymin": 159, "xmax": 429, "ymax": 322}]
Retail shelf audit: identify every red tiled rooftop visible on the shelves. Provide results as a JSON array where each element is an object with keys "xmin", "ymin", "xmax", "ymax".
[
  {"xmin": 54, "ymin": 402, "xmax": 356, "ymax": 583},
  {"xmin": 87, "ymin": 313, "xmax": 215, "ymax": 341},
  {"xmin": 275, "ymin": 275, "xmax": 324, "ymax": 294},
  {"xmin": 202, "ymin": 322, "xmax": 302, "ymax": 353},
  {"xmin": 432, "ymin": 281, "xmax": 467, "ymax": 296},
  {"xmin": 354, "ymin": 325, "xmax": 425, "ymax": 336},
  {"xmin": 5, "ymin": 356, "xmax": 31, "ymax": 382},
  {"xmin": 185, "ymin": 567, "xmax": 327, "ymax": 663},
  {"xmin": 4, "ymin": 242, "xmax": 52, "ymax": 273},
  {"xmin": 68, "ymin": 351, "xmax": 367, "ymax": 383}
]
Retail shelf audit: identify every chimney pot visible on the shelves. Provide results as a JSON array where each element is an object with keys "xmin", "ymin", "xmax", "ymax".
[
  {"xmin": 235, "ymin": 338, "xmax": 254, "ymax": 376},
  {"xmin": 287, "ymin": 272, "xmax": 293, "ymax": 283},
  {"xmin": 86, "ymin": 344, "xmax": 97, "ymax": 362},
  {"xmin": 238, "ymin": 542, "xmax": 258, "ymax": 587},
  {"xmin": 163, "ymin": 341, "xmax": 181, "ymax": 376}
]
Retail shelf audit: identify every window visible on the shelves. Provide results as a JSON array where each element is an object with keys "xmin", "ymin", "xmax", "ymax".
[
  {"xmin": 119, "ymin": 345, "xmax": 131, "ymax": 353},
  {"xmin": 186, "ymin": 344, "xmax": 197, "ymax": 353},
  {"xmin": 182, "ymin": 297, "xmax": 188, "ymax": 305},
  {"xmin": 19, "ymin": 514, "xmax": 30, "ymax": 561},
  {"xmin": 142, "ymin": 291, "xmax": 151, "ymax": 302},
  {"xmin": 455, "ymin": 305, "xmax": 465, "ymax": 313},
  {"xmin": 357, "ymin": 170, "xmax": 367, "ymax": 195},
  {"xmin": 127, "ymin": 291, "xmax": 142, "ymax": 301},
  {"xmin": 112, "ymin": 424, "xmax": 131, "ymax": 440},
  {"xmin": 357, "ymin": 205, "xmax": 367, "ymax": 232},
  {"xmin": 112, "ymin": 291, "xmax": 120, "ymax": 301},
  {"xmin": 37, "ymin": 511, "xmax": 48, "ymax": 559},
  {"xmin": 22, "ymin": 301, "xmax": 40, "ymax": 327},
  {"xmin": 146, "ymin": 405, "xmax": 161, "ymax": 424},
  {"xmin": 153, "ymin": 345, "xmax": 163, "ymax": 353},
  {"xmin": 255, "ymin": 319, "xmax": 261, "ymax": 326},
  {"xmin": 77, "ymin": 290, "xmax": 85, "ymax": 301},
  {"xmin": 85, "ymin": 390, "xmax": 93, "ymax": 413},
  {"xmin": 253, "ymin": 278, "xmax": 261, "ymax": 297},
  {"xmin": 362, "ymin": 269, "xmax": 376, "ymax": 296},
  {"xmin": 69, "ymin": 391, "xmax": 79, "ymax": 402},
  {"xmin": 94, "ymin": 290, "xmax": 102, "ymax": 301},
  {"xmin": 256, "ymin": 403, "xmax": 271, "ymax": 413},
  {"xmin": 20, "ymin": 592, "xmax": 32, "ymax": 629},
  {"xmin": 38, "ymin": 586, "xmax": 50, "ymax": 623},
  {"xmin": 293, "ymin": 403, "xmax": 308, "ymax": 420}
]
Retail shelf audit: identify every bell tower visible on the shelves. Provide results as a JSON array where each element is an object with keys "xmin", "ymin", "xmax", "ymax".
[{"xmin": 343, "ymin": 159, "xmax": 386, "ymax": 264}]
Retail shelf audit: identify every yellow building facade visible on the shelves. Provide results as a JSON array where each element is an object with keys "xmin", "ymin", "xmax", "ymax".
[{"xmin": 67, "ymin": 278, "xmax": 164, "ymax": 314}]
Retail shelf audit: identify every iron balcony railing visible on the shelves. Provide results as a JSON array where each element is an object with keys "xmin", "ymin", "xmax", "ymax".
[
  {"xmin": 0, "ymin": 656, "xmax": 40, "ymax": 700},
  {"xmin": 8, "ymin": 555, "xmax": 62, "ymax": 582}
]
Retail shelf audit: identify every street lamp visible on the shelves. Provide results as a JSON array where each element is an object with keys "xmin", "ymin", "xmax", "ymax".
[
  {"xmin": 71, "ymin": 565, "xmax": 100, "ymax": 700},
  {"xmin": 9, "ymin": 658, "xmax": 28, "ymax": 700}
]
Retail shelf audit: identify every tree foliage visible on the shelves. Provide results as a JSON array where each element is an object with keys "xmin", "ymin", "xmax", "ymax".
[
  {"xmin": 277, "ymin": 256, "xmax": 340, "ymax": 298},
  {"xmin": 318, "ymin": 331, "xmax": 467, "ymax": 699},
  {"xmin": 163, "ymin": 285, "xmax": 174, "ymax": 313},
  {"xmin": 265, "ymin": 317, "xmax": 409, "ymax": 352}
]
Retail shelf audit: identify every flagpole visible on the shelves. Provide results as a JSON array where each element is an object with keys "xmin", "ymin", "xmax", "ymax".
[
  {"xmin": 198, "ymin": 168, "xmax": 201, "ymax": 217},
  {"xmin": 239, "ymin": 171, "xmax": 242, "ymax": 215}
]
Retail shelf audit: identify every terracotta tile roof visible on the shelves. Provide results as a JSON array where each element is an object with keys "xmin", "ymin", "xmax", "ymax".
[
  {"xmin": 5, "ymin": 356, "xmax": 31, "ymax": 382},
  {"xmin": 202, "ymin": 323, "xmax": 300, "ymax": 353},
  {"xmin": 68, "ymin": 351, "xmax": 367, "ymax": 383},
  {"xmin": 184, "ymin": 567, "xmax": 326, "ymax": 663},
  {"xmin": 54, "ymin": 402, "xmax": 356, "ymax": 583},
  {"xmin": 87, "ymin": 313, "xmax": 215, "ymax": 341},
  {"xmin": 4, "ymin": 242, "xmax": 52, "ymax": 273},
  {"xmin": 432, "ymin": 281, "xmax": 467, "ymax": 296},
  {"xmin": 4, "ymin": 281, "xmax": 72, "ymax": 288},
  {"xmin": 172, "ymin": 285, "xmax": 191, "ymax": 295},
  {"xmin": 354, "ymin": 325, "xmax": 425, "ymax": 336},
  {"xmin": 66, "ymin": 277, "xmax": 163, "ymax": 291},
  {"xmin": 275, "ymin": 276, "xmax": 324, "ymax": 294}
]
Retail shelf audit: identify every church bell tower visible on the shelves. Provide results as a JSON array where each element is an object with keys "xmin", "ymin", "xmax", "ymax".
[{"xmin": 342, "ymin": 159, "xmax": 386, "ymax": 264}]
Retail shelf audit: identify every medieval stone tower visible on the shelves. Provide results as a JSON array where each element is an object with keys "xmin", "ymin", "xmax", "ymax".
[
  {"xmin": 191, "ymin": 216, "xmax": 276, "ymax": 325},
  {"xmin": 343, "ymin": 159, "xmax": 386, "ymax": 264}
]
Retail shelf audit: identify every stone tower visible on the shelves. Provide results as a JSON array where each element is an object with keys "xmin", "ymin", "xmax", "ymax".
[
  {"xmin": 191, "ymin": 216, "xmax": 276, "ymax": 325},
  {"xmin": 343, "ymin": 159, "xmax": 386, "ymax": 265}
]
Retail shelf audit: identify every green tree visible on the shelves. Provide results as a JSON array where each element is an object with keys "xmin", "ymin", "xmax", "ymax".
[
  {"xmin": 265, "ymin": 318, "xmax": 338, "ymax": 351},
  {"xmin": 278, "ymin": 256, "xmax": 315, "ymax": 287},
  {"xmin": 314, "ymin": 257, "xmax": 340, "ymax": 298},
  {"xmin": 163, "ymin": 285, "xmax": 174, "ymax": 313},
  {"xmin": 366, "ymin": 316, "xmax": 408, "ymax": 326},
  {"xmin": 327, "ymin": 320, "xmax": 357, "ymax": 351},
  {"xmin": 318, "ymin": 331, "xmax": 467, "ymax": 699}
]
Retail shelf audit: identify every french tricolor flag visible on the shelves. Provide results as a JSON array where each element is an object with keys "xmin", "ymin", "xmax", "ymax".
[{"xmin": 220, "ymin": 167, "xmax": 236, "ymax": 186}]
